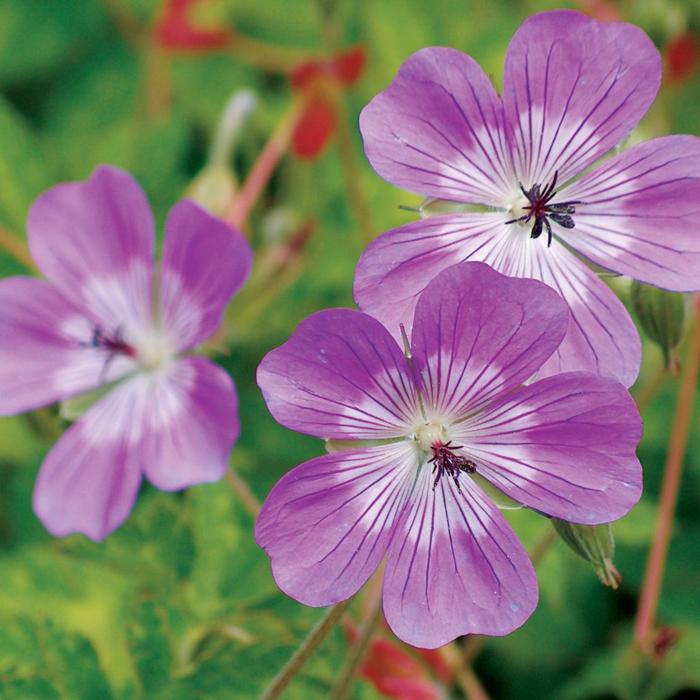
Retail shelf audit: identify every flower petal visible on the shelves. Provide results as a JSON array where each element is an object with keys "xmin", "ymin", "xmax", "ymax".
[
  {"xmin": 382, "ymin": 466, "xmax": 537, "ymax": 648},
  {"xmin": 159, "ymin": 200, "xmax": 252, "ymax": 350},
  {"xmin": 257, "ymin": 309, "xmax": 420, "ymax": 439},
  {"xmin": 33, "ymin": 381, "xmax": 145, "ymax": 541},
  {"xmin": 0, "ymin": 277, "xmax": 136, "ymax": 414},
  {"xmin": 141, "ymin": 357, "xmax": 239, "ymax": 490},
  {"xmin": 34, "ymin": 357, "xmax": 238, "ymax": 540},
  {"xmin": 557, "ymin": 135, "xmax": 700, "ymax": 292},
  {"xmin": 456, "ymin": 372, "xmax": 642, "ymax": 524},
  {"xmin": 353, "ymin": 214, "xmax": 511, "ymax": 342},
  {"xmin": 411, "ymin": 261, "xmax": 569, "ymax": 417},
  {"xmin": 255, "ymin": 444, "xmax": 416, "ymax": 606},
  {"xmin": 518, "ymin": 239, "xmax": 641, "ymax": 387},
  {"xmin": 503, "ymin": 10, "xmax": 661, "ymax": 186},
  {"xmin": 27, "ymin": 165, "xmax": 155, "ymax": 337},
  {"xmin": 354, "ymin": 213, "xmax": 640, "ymax": 387},
  {"xmin": 359, "ymin": 47, "xmax": 512, "ymax": 205}
]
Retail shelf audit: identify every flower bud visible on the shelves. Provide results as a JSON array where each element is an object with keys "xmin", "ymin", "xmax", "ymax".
[
  {"xmin": 552, "ymin": 519, "xmax": 621, "ymax": 588},
  {"xmin": 187, "ymin": 165, "xmax": 237, "ymax": 217},
  {"xmin": 631, "ymin": 281, "xmax": 686, "ymax": 373}
]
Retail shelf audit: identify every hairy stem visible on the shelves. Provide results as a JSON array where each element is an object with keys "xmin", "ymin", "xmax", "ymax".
[
  {"xmin": 455, "ymin": 664, "xmax": 492, "ymax": 700},
  {"xmin": 330, "ymin": 592, "xmax": 382, "ymax": 700},
  {"xmin": 225, "ymin": 469, "xmax": 261, "ymax": 518},
  {"xmin": 0, "ymin": 223, "xmax": 36, "ymax": 271},
  {"xmin": 634, "ymin": 308, "xmax": 700, "ymax": 652},
  {"xmin": 226, "ymin": 99, "xmax": 303, "ymax": 230},
  {"xmin": 260, "ymin": 600, "xmax": 352, "ymax": 700}
]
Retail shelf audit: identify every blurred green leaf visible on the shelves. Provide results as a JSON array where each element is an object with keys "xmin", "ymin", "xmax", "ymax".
[
  {"xmin": 0, "ymin": 97, "xmax": 53, "ymax": 234},
  {"xmin": 0, "ymin": 1, "xmax": 106, "ymax": 84},
  {"xmin": 0, "ymin": 616, "xmax": 112, "ymax": 700},
  {"xmin": 126, "ymin": 599, "xmax": 173, "ymax": 696}
]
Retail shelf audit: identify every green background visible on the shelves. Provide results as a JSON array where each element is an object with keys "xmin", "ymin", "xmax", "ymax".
[{"xmin": 0, "ymin": 0, "xmax": 698, "ymax": 698}]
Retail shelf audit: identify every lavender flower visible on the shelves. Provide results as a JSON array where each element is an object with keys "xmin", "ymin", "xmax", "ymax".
[
  {"xmin": 256, "ymin": 262, "xmax": 642, "ymax": 648},
  {"xmin": 0, "ymin": 166, "xmax": 251, "ymax": 540},
  {"xmin": 355, "ymin": 9, "xmax": 700, "ymax": 388}
]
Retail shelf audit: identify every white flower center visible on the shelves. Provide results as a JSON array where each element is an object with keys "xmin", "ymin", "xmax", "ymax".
[
  {"xmin": 507, "ymin": 194, "xmax": 532, "ymax": 225},
  {"xmin": 414, "ymin": 420, "xmax": 449, "ymax": 453},
  {"xmin": 134, "ymin": 328, "xmax": 174, "ymax": 371}
]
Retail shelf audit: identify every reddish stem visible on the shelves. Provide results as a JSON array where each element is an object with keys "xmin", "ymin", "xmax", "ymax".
[
  {"xmin": 225, "ymin": 469, "xmax": 260, "ymax": 518},
  {"xmin": 225, "ymin": 99, "xmax": 304, "ymax": 230},
  {"xmin": 634, "ymin": 307, "xmax": 700, "ymax": 652},
  {"xmin": 0, "ymin": 223, "xmax": 36, "ymax": 271}
]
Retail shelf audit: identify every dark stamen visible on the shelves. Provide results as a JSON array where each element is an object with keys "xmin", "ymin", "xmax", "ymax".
[
  {"xmin": 85, "ymin": 325, "xmax": 136, "ymax": 383},
  {"xmin": 504, "ymin": 170, "xmax": 584, "ymax": 247},
  {"xmin": 428, "ymin": 440, "xmax": 476, "ymax": 493}
]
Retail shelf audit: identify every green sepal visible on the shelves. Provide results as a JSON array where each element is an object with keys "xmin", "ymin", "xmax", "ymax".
[
  {"xmin": 631, "ymin": 281, "xmax": 686, "ymax": 373},
  {"xmin": 552, "ymin": 519, "xmax": 621, "ymax": 588}
]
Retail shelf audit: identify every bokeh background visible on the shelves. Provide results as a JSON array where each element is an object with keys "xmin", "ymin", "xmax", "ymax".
[{"xmin": 0, "ymin": 0, "xmax": 698, "ymax": 698}]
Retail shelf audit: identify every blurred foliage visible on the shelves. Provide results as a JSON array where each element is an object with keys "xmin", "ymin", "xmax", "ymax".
[{"xmin": 0, "ymin": 0, "xmax": 698, "ymax": 698}]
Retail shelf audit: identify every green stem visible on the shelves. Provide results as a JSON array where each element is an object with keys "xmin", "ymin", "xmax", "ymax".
[{"xmin": 260, "ymin": 600, "xmax": 352, "ymax": 700}]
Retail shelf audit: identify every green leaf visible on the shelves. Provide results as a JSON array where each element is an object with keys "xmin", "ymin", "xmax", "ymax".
[
  {"xmin": 126, "ymin": 599, "xmax": 173, "ymax": 695},
  {"xmin": 0, "ymin": 97, "xmax": 53, "ymax": 235},
  {"xmin": 0, "ymin": 616, "xmax": 112, "ymax": 700},
  {"xmin": 0, "ymin": 1, "xmax": 106, "ymax": 84}
]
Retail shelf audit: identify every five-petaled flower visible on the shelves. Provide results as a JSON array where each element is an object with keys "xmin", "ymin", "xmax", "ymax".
[
  {"xmin": 0, "ymin": 165, "xmax": 251, "ymax": 541},
  {"xmin": 355, "ymin": 9, "xmax": 700, "ymax": 389},
  {"xmin": 255, "ymin": 262, "xmax": 642, "ymax": 648}
]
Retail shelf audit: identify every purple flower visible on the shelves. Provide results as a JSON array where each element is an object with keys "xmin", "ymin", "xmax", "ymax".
[
  {"xmin": 0, "ymin": 165, "xmax": 252, "ymax": 541},
  {"xmin": 255, "ymin": 262, "xmax": 642, "ymax": 648},
  {"xmin": 355, "ymin": 9, "xmax": 700, "ymax": 388}
]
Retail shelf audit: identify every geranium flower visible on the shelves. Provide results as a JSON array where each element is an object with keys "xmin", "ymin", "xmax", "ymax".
[
  {"xmin": 0, "ymin": 166, "xmax": 251, "ymax": 540},
  {"xmin": 355, "ymin": 9, "xmax": 700, "ymax": 388},
  {"xmin": 255, "ymin": 262, "xmax": 642, "ymax": 648}
]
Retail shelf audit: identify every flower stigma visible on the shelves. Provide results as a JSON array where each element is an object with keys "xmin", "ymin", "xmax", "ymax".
[
  {"xmin": 504, "ymin": 170, "xmax": 584, "ymax": 247},
  {"xmin": 414, "ymin": 421, "xmax": 476, "ymax": 492},
  {"xmin": 88, "ymin": 323, "xmax": 174, "ymax": 379}
]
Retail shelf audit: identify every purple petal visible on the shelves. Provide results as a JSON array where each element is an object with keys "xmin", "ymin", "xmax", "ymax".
[
  {"xmin": 257, "ymin": 309, "xmax": 420, "ymax": 440},
  {"xmin": 27, "ymin": 165, "xmax": 155, "ymax": 336},
  {"xmin": 456, "ymin": 372, "xmax": 642, "ymax": 524},
  {"xmin": 160, "ymin": 200, "xmax": 252, "ymax": 351},
  {"xmin": 34, "ymin": 357, "xmax": 238, "ymax": 540},
  {"xmin": 33, "ymin": 380, "xmax": 145, "ymax": 541},
  {"xmin": 353, "ymin": 214, "xmax": 509, "ymax": 341},
  {"xmin": 0, "ymin": 277, "xmax": 136, "ymax": 414},
  {"xmin": 557, "ymin": 136, "xmax": 700, "ymax": 292},
  {"xmin": 255, "ymin": 444, "xmax": 416, "ymax": 606},
  {"xmin": 141, "ymin": 357, "xmax": 239, "ymax": 491},
  {"xmin": 359, "ymin": 47, "xmax": 512, "ymax": 205},
  {"xmin": 503, "ymin": 10, "xmax": 661, "ymax": 186},
  {"xmin": 382, "ymin": 467, "xmax": 537, "ymax": 648},
  {"xmin": 411, "ymin": 262, "xmax": 569, "ymax": 416},
  {"xmin": 524, "ymin": 240, "xmax": 641, "ymax": 387},
  {"xmin": 354, "ymin": 214, "xmax": 640, "ymax": 387}
]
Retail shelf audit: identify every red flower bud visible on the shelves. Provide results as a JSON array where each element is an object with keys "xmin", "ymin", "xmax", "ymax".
[
  {"xmin": 292, "ymin": 96, "xmax": 337, "ymax": 159},
  {"xmin": 667, "ymin": 33, "xmax": 699, "ymax": 83},
  {"xmin": 156, "ymin": 0, "xmax": 232, "ymax": 52}
]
